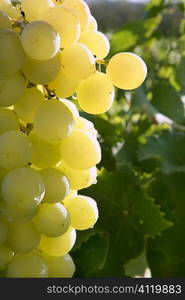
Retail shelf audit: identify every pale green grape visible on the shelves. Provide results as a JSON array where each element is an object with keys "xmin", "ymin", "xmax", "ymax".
[
  {"xmin": 61, "ymin": 43, "xmax": 96, "ymax": 82},
  {"xmin": 77, "ymin": 72, "xmax": 114, "ymax": 114},
  {"xmin": 106, "ymin": 52, "xmax": 147, "ymax": 90},
  {"xmin": 62, "ymin": 190, "xmax": 77, "ymax": 205},
  {"xmin": 21, "ymin": 21, "xmax": 60, "ymax": 61},
  {"xmin": 34, "ymin": 203, "xmax": 70, "ymax": 237},
  {"xmin": 22, "ymin": 53, "xmax": 61, "ymax": 85},
  {"xmin": 0, "ymin": 73, "xmax": 26, "ymax": 107},
  {"xmin": 29, "ymin": 131, "xmax": 62, "ymax": 169},
  {"xmin": 0, "ymin": 108, "xmax": 19, "ymax": 135},
  {"xmin": 0, "ymin": 201, "xmax": 37, "ymax": 223},
  {"xmin": 87, "ymin": 15, "xmax": 98, "ymax": 31},
  {"xmin": 39, "ymin": 227, "xmax": 76, "ymax": 256},
  {"xmin": 60, "ymin": 99, "xmax": 79, "ymax": 118},
  {"xmin": 61, "ymin": 129, "xmax": 101, "ymax": 170},
  {"xmin": 7, "ymin": 252, "xmax": 48, "ymax": 278},
  {"xmin": 21, "ymin": 0, "xmax": 54, "ymax": 22},
  {"xmin": 0, "ymin": 30, "xmax": 25, "ymax": 75},
  {"xmin": 42, "ymin": 5, "xmax": 80, "ymax": 48},
  {"xmin": 1, "ymin": 167, "xmax": 45, "ymax": 216},
  {"xmin": 59, "ymin": 161, "xmax": 97, "ymax": 190},
  {"xmin": 64, "ymin": 195, "xmax": 98, "ymax": 230},
  {"xmin": 48, "ymin": 69, "xmax": 79, "ymax": 99},
  {"xmin": 14, "ymin": 87, "xmax": 45, "ymax": 123},
  {"xmin": 47, "ymin": 254, "xmax": 75, "ymax": 278},
  {"xmin": 79, "ymin": 30, "xmax": 110, "ymax": 59},
  {"xmin": 75, "ymin": 116, "xmax": 97, "ymax": 136},
  {"xmin": 7, "ymin": 221, "xmax": 41, "ymax": 254},
  {"xmin": 0, "ymin": 10, "xmax": 11, "ymax": 30},
  {"xmin": 34, "ymin": 99, "xmax": 74, "ymax": 142},
  {"xmin": 0, "ymin": 0, "xmax": 21, "ymax": 19},
  {"xmin": 40, "ymin": 168, "xmax": 70, "ymax": 203},
  {"xmin": 63, "ymin": 0, "xmax": 91, "ymax": 30},
  {"xmin": 0, "ymin": 219, "xmax": 8, "ymax": 245},
  {"xmin": 0, "ymin": 245, "xmax": 14, "ymax": 271},
  {"xmin": 0, "ymin": 131, "xmax": 32, "ymax": 170}
]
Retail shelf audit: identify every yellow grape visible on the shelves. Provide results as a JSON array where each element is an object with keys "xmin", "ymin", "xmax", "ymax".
[
  {"xmin": 61, "ymin": 42, "xmax": 96, "ymax": 82},
  {"xmin": 29, "ymin": 131, "xmax": 62, "ymax": 169},
  {"xmin": 64, "ymin": 195, "xmax": 98, "ymax": 230},
  {"xmin": 60, "ymin": 99, "xmax": 79, "ymax": 118},
  {"xmin": 0, "ymin": 245, "xmax": 14, "ymax": 271},
  {"xmin": 62, "ymin": 190, "xmax": 78, "ymax": 204},
  {"xmin": 0, "ymin": 108, "xmax": 19, "ymax": 135},
  {"xmin": 14, "ymin": 87, "xmax": 45, "ymax": 124},
  {"xmin": 87, "ymin": 15, "xmax": 98, "ymax": 31},
  {"xmin": 0, "ymin": 10, "xmax": 11, "ymax": 30},
  {"xmin": 34, "ymin": 203, "xmax": 70, "ymax": 237},
  {"xmin": 21, "ymin": 21, "xmax": 60, "ymax": 61},
  {"xmin": 39, "ymin": 227, "xmax": 76, "ymax": 256},
  {"xmin": 47, "ymin": 254, "xmax": 75, "ymax": 278},
  {"xmin": 106, "ymin": 52, "xmax": 147, "ymax": 90},
  {"xmin": 61, "ymin": 129, "xmax": 101, "ymax": 170},
  {"xmin": 22, "ymin": 53, "xmax": 61, "ymax": 85},
  {"xmin": 75, "ymin": 116, "xmax": 97, "ymax": 136},
  {"xmin": 77, "ymin": 72, "xmax": 115, "ymax": 114},
  {"xmin": 42, "ymin": 5, "xmax": 80, "ymax": 48},
  {"xmin": 0, "ymin": 0, "xmax": 21, "ymax": 19},
  {"xmin": 79, "ymin": 30, "xmax": 110, "ymax": 59},
  {"xmin": 21, "ymin": 0, "xmax": 54, "ymax": 22},
  {"xmin": 0, "ymin": 219, "xmax": 8, "ymax": 245}
]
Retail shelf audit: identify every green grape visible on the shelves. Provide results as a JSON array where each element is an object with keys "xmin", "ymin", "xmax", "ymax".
[
  {"xmin": 21, "ymin": 21, "xmax": 60, "ymax": 61},
  {"xmin": 47, "ymin": 254, "xmax": 75, "ymax": 278},
  {"xmin": 61, "ymin": 129, "xmax": 101, "ymax": 170},
  {"xmin": 28, "ymin": 131, "xmax": 62, "ymax": 169},
  {"xmin": 0, "ymin": 10, "xmax": 11, "ymax": 30},
  {"xmin": 0, "ymin": 245, "xmax": 14, "ymax": 271},
  {"xmin": 77, "ymin": 72, "xmax": 115, "ymax": 114},
  {"xmin": 0, "ymin": 108, "xmax": 19, "ymax": 135},
  {"xmin": 63, "ymin": 0, "xmax": 91, "ymax": 30},
  {"xmin": 0, "ymin": 0, "xmax": 21, "ymax": 19},
  {"xmin": 22, "ymin": 53, "xmax": 61, "ymax": 85},
  {"xmin": 39, "ymin": 227, "xmax": 76, "ymax": 257},
  {"xmin": 64, "ymin": 195, "xmax": 98, "ymax": 230},
  {"xmin": 0, "ymin": 73, "xmax": 26, "ymax": 107},
  {"xmin": 21, "ymin": 0, "xmax": 54, "ymax": 22},
  {"xmin": 61, "ymin": 42, "xmax": 96, "ymax": 82},
  {"xmin": 0, "ymin": 131, "xmax": 32, "ymax": 170},
  {"xmin": 34, "ymin": 99, "xmax": 74, "ymax": 142},
  {"xmin": 106, "ymin": 52, "xmax": 147, "ymax": 90},
  {"xmin": 0, "ymin": 30, "xmax": 25, "ymax": 75},
  {"xmin": 59, "ymin": 161, "xmax": 97, "ymax": 190},
  {"xmin": 14, "ymin": 87, "xmax": 45, "ymax": 123},
  {"xmin": 42, "ymin": 5, "xmax": 80, "ymax": 48},
  {"xmin": 75, "ymin": 116, "xmax": 97, "ymax": 137},
  {"xmin": 1, "ymin": 167, "xmax": 45, "ymax": 216},
  {"xmin": 60, "ymin": 99, "xmax": 79, "ymax": 118},
  {"xmin": 7, "ymin": 221, "xmax": 41, "ymax": 254},
  {"xmin": 79, "ymin": 30, "xmax": 110, "ymax": 59},
  {"xmin": 48, "ymin": 69, "xmax": 79, "ymax": 99},
  {"xmin": 62, "ymin": 190, "xmax": 77, "ymax": 205},
  {"xmin": 40, "ymin": 168, "xmax": 70, "ymax": 203},
  {"xmin": 34, "ymin": 203, "xmax": 70, "ymax": 237},
  {"xmin": 87, "ymin": 15, "xmax": 98, "ymax": 31},
  {"xmin": 0, "ymin": 219, "xmax": 8, "ymax": 245},
  {"xmin": 7, "ymin": 252, "xmax": 48, "ymax": 278}
]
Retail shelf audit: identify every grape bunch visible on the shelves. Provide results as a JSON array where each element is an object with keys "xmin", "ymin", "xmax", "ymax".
[{"xmin": 0, "ymin": 0, "xmax": 147, "ymax": 278}]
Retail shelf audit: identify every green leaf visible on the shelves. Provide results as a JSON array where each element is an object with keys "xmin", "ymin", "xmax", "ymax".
[{"xmin": 125, "ymin": 251, "xmax": 151, "ymax": 278}]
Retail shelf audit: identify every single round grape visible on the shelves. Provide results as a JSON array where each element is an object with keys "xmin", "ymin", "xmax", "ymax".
[
  {"xmin": 34, "ymin": 203, "xmax": 70, "ymax": 237},
  {"xmin": 0, "ymin": 73, "xmax": 26, "ymax": 107},
  {"xmin": 0, "ymin": 131, "xmax": 32, "ymax": 170},
  {"xmin": 106, "ymin": 52, "xmax": 147, "ymax": 90},
  {"xmin": 61, "ymin": 43, "xmax": 95, "ymax": 82},
  {"xmin": 14, "ymin": 87, "xmax": 45, "ymax": 123},
  {"xmin": 87, "ymin": 15, "xmax": 98, "ymax": 31},
  {"xmin": 64, "ymin": 195, "xmax": 98, "ymax": 230},
  {"xmin": 21, "ymin": 0, "xmax": 54, "ymax": 22},
  {"xmin": 0, "ymin": 245, "xmax": 14, "ymax": 271},
  {"xmin": 29, "ymin": 131, "xmax": 62, "ymax": 169},
  {"xmin": 61, "ymin": 129, "xmax": 101, "ymax": 170},
  {"xmin": 22, "ymin": 53, "xmax": 61, "ymax": 85},
  {"xmin": 79, "ymin": 30, "xmax": 110, "ymax": 59},
  {"xmin": 40, "ymin": 168, "xmax": 70, "ymax": 203},
  {"xmin": 42, "ymin": 5, "xmax": 80, "ymax": 48},
  {"xmin": 63, "ymin": 0, "xmax": 91, "ymax": 30},
  {"xmin": 0, "ymin": 219, "xmax": 8, "ymax": 245},
  {"xmin": 7, "ymin": 252, "xmax": 48, "ymax": 278},
  {"xmin": 34, "ymin": 99, "xmax": 74, "ymax": 142},
  {"xmin": 0, "ymin": 10, "xmax": 11, "ymax": 30},
  {"xmin": 39, "ymin": 227, "xmax": 76, "ymax": 257},
  {"xmin": 77, "ymin": 72, "xmax": 115, "ymax": 114},
  {"xmin": 7, "ymin": 221, "xmax": 41, "ymax": 254},
  {"xmin": 75, "ymin": 116, "xmax": 97, "ymax": 136},
  {"xmin": 1, "ymin": 167, "xmax": 45, "ymax": 215},
  {"xmin": 0, "ymin": 108, "xmax": 19, "ymax": 135},
  {"xmin": 21, "ymin": 21, "xmax": 60, "ymax": 61},
  {"xmin": 0, "ymin": 29, "xmax": 25, "ymax": 75},
  {"xmin": 47, "ymin": 254, "xmax": 75, "ymax": 278}
]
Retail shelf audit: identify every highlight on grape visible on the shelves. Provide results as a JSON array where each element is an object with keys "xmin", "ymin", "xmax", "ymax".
[{"xmin": 0, "ymin": 0, "xmax": 147, "ymax": 278}]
